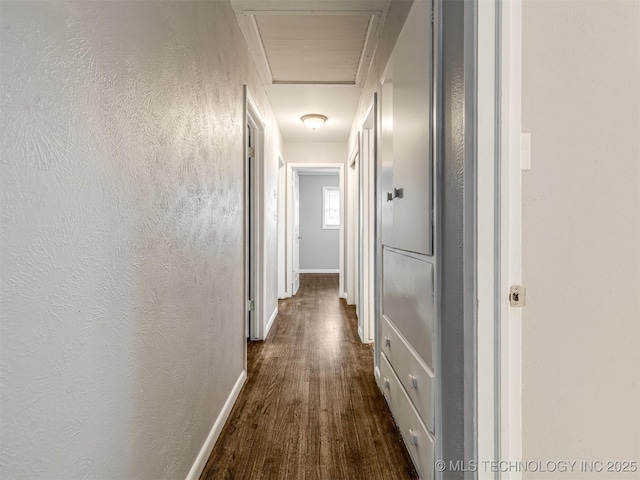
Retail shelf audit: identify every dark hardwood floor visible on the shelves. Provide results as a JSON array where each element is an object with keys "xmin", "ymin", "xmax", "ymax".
[{"xmin": 200, "ymin": 273, "xmax": 418, "ymax": 480}]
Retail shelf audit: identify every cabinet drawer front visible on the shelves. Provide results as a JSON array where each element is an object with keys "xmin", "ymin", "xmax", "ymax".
[
  {"xmin": 382, "ymin": 248, "xmax": 435, "ymax": 368},
  {"xmin": 381, "ymin": 353, "xmax": 435, "ymax": 480},
  {"xmin": 381, "ymin": 315, "xmax": 435, "ymax": 435}
]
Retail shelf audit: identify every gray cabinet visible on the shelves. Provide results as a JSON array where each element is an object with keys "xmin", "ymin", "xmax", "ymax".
[
  {"xmin": 379, "ymin": 1, "xmax": 436, "ymax": 479},
  {"xmin": 380, "ymin": 0, "xmax": 433, "ymax": 257}
]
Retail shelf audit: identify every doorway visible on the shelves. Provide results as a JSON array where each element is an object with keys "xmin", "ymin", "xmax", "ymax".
[
  {"xmin": 298, "ymin": 169, "xmax": 340, "ymax": 274},
  {"xmin": 246, "ymin": 122, "xmax": 256, "ymax": 340},
  {"xmin": 244, "ymin": 87, "xmax": 265, "ymax": 342},
  {"xmin": 285, "ymin": 163, "xmax": 345, "ymax": 300}
]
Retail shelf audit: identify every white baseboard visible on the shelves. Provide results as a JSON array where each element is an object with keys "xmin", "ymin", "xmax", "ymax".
[
  {"xmin": 298, "ymin": 269, "xmax": 340, "ymax": 273},
  {"xmin": 185, "ymin": 370, "xmax": 247, "ymax": 480},
  {"xmin": 374, "ymin": 366, "xmax": 383, "ymax": 392},
  {"xmin": 265, "ymin": 305, "xmax": 278, "ymax": 337},
  {"xmin": 339, "ymin": 292, "xmax": 348, "ymax": 299}
]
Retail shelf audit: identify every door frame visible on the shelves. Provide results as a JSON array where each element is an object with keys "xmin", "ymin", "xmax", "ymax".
[
  {"xmin": 346, "ymin": 137, "xmax": 359, "ymax": 305},
  {"xmin": 285, "ymin": 162, "xmax": 345, "ymax": 298},
  {"xmin": 476, "ymin": 0, "xmax": 523, "ymax": 477},
  {"xmin": 277, "ymin": 153, "xmax": 287, "ymax": 299},
  {"xmin": 244, "ymin": 87, "xmax": 266, "ymax": 342},
  {"xmin": 292, "ymin": 169, "xmax": 300, "ymax": 296}
]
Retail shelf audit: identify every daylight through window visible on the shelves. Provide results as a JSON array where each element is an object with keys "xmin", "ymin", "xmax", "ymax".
[{"xmin": 323, "ymin": 186, "xmax": 340, "ymax": 229}]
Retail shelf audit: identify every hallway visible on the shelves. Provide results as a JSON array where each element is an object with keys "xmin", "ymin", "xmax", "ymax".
[
  {"xmin": 3, "ymin": 2, "xmax": 639, "ymax": 479},
  {"xmin": 200, "ymin": 274, "xmax": 418, "ymax": 480}
]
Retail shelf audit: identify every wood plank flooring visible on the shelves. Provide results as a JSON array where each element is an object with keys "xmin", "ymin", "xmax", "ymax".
[{"xmin": 200, "ymin": 274, "xmax": 418, "ymax": 480}]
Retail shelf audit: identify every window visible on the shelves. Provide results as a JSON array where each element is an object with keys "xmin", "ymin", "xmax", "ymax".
[{"xmin": 323, "ymin": 186, "xmax": 340, "ymax": 229}]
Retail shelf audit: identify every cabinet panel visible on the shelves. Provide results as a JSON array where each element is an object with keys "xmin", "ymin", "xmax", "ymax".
[
  {"xmin": 381, "ymin": 0, "xmax": 433, "ymax": 255},
  {"xmin": 392, "ymin": 0, "xmax": 433, "ymax": 255},
  {"xmin": 382, "ymin": 248, "xmax": 435, "ymax": 369},
  {"xmin": 381, "ymin": 68, "xmax": 394, "ymax": 247}
]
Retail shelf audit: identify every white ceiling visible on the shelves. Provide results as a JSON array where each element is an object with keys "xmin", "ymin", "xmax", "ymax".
[
  {"xmin": 266, "ymin": 84, "xmax": 362, "ymax": 142},
  {"xmin": 231, "ymin": 0, "xmax": 391, "ymax": 143}
]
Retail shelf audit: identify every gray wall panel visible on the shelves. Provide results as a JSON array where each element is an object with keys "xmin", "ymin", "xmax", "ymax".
[{"xmin": 439, "ymin": 0, "xmax": 477, "ymax": 475}]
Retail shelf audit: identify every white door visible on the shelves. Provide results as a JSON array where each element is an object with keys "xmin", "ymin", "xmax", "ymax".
[
  {"xmin": 357, "ymin": 141, "xmax": 363, "ymax": 322},
  {"xmin": 247, "ymin": 123, "xmax": 256, "ymax": 339},
  {"xmin": 292, "ymin": 170, "xmax": 300, "ymax": 295}
]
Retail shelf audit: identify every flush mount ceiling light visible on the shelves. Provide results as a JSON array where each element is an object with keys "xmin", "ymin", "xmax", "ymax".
[{"xmin": 300, "ymin": 114, "xmax": 328, "ymax": 130}]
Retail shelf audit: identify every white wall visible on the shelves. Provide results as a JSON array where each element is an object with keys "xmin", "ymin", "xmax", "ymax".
[
  {"xmin": 0, "ymin": 2, "xmax": 282, "ymax": 478},
  {"xmin": 522, "ymin": 1, "xmax": 640, "ymax": 476},
  {"xmin": 284, "ymin": 142, "xmax": 347, "ymax": 165},
  {"xmin": 298, "ymin": 174, "xmax": 340, "ymax": 271}
]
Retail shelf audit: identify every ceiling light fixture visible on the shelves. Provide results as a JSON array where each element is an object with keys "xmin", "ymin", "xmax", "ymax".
[{"xmin": 301, "ymin": 114, "xmax": 328, "ymax": 130}]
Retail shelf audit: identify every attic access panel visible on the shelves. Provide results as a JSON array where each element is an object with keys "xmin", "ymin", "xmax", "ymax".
[{"xmin": 255, "ymin": 14, "xmax": 372, "ymax": 84}]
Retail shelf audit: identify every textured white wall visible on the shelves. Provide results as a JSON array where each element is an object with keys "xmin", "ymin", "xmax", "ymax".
[
  {"xmin": 522, "ymin": 1, "xmax": 640, "ymax": 476},
  {"xmin": 0, "ymin": 1, "xmax": 281, "ymax": 478}
]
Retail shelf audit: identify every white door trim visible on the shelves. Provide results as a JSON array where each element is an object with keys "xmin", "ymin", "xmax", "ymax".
[
  {"xmin": 359, "ymin": 99, "xmax": 376, "ymax": 344},
  {"xmin": 476, "ymin": 1, "xmax": 523, "ymax": 478},
  {"xmin": 292, "ymin": 168, "xmax": 300, "ymax": 296},
  {"xmin": 477, "ymin": 0, "xmax": 499, "ymax": 473},
  {"xmin": 499, "ymin": 0, "xmax": 523, "ymax": 473},
  {"xmin": 277, "ymin": 152, "xmax": 287, "ymax": 299},
  {"xmin": 346, "ymin": 137, "xmax": 359, "ymax": 304},
  {"xmin": 285, "ymin": 162, "xmax": 345, "ymax": 298}
]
